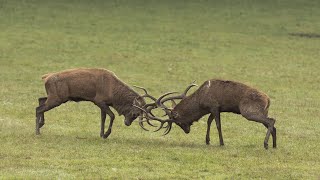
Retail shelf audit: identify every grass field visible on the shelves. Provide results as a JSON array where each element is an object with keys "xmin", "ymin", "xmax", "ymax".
[{"xmin": 1, "ymin": 0, "xmax": 320, "ymax": 179}]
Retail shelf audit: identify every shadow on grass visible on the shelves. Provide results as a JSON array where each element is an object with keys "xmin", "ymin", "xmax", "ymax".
[
  {"xmin": 289, "ymin": 32, "xmax": 320, "ymax": 38},
  {"xmin": 32, "ymin": 132, "xmax": 223, "ymax": 150}
]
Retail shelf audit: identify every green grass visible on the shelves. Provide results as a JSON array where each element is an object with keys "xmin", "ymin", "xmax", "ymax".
[{"xmin": 1, "ymin": 0, "xmax": 320, "ymax": 179}]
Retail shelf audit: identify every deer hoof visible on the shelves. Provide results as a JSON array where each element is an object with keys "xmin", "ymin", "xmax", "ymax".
[
  {"xmin": 102, "ymin": 131, "xmax": 111, "ymax": 139},
  {"xmin": 206, "ymin": 140, "xmax": 210, "ymax": 145},
  {"xmin": 102, "ymin": 134, "xmax": 109, "ymax": 139},
  {"xmin": 264, "ymin": 143, "xmax": 269, "ymax": 149},
  {"xmin": 39, "ymin": 123, "xmax": 45, "ymax": 128}
]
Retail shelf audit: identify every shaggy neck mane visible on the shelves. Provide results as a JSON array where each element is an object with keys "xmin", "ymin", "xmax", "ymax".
[
  {"xmin": 177, "ymin": 88, "xmax": 206, "ymax": 122},
  {"xmin": 112, "ymin": 81, "xmax": 139, "ymax": 115}
]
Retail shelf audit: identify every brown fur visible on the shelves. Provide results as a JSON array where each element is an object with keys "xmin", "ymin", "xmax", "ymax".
[
  {"xmin": 35, "ymin": 68, "xmax": 145, "ymax": 138},
  {"xmin": 171, "ymin": 79, "xmax": 276, "ymax": 149}
]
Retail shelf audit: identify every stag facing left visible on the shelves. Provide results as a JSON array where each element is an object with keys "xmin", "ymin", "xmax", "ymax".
[{"xmin": 136, "ymin": 80, "xmax": 276, "ymax": 149}]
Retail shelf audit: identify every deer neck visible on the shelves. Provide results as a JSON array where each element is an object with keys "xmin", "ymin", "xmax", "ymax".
[
  {"xmin": 112, "ymin": 83, "xmax": 139, "ymax": 115},
  {"xmin": 176, "ymin": 94, "xmax": 207, "ymax": 123}
]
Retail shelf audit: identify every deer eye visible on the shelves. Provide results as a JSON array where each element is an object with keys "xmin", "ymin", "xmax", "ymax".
[
  {"xmin": 172, "ymin": 111, "xmax": 179, "ymax": 119},
  {"xmin": 133, "ymin": 113, "xmax": 139, "ymax": 119}
]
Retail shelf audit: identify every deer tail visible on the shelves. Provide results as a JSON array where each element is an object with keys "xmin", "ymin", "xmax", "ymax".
[{"xmin": 41, "ymin": 73, "xmax": 53, "ymax": 81}]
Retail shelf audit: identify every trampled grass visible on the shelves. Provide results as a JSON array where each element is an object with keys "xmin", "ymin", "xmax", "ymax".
[{"xmin": 0, "ymin": 0, "xmax": 320, "ymax": 179}]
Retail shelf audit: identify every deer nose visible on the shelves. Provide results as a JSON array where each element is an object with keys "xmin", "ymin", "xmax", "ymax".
[
  {"xmin": 184, "ymin": 127, "xmax": 190, "ymax": 134},
  {"xmin": 124, "ymin": 119, "xmax": 132, "ymax": 126}
]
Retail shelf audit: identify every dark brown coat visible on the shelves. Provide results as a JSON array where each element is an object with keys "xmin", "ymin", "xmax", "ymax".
[
  {"xmin": 169, "ymin": 79, "xmax": 276, "ymax": 149},
  {"xmin": 36, "ymin": 68, "xmax": 145, "ymax": 138}
]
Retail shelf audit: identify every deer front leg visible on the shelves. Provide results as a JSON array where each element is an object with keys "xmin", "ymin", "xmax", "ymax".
[
  {"xmin": 206, "ymin": 114, "xmax": 214, "ymax": 145},
  {"xmin": 100, "ymin": 108, "xmax": 107, "ymax": 138},
  {"xmin": 102, "ymin": 106, "xmax": 115, "ymax": 139},
  {"xmin": 215, "ymin": 111, "xmax": 224, "ymax": 146}
]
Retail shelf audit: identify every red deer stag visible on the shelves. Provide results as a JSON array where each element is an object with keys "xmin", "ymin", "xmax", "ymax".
[
  {"xmin": 36, "ymin": 68, "xmax": 154, "ymax": 138},
  {"xmin": 135, "ymin": 80, "xmax": 276, "ymax": 149}
]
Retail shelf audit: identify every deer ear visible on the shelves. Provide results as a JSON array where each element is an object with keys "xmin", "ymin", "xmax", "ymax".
[{"xmin": 171, "ymin": 100, "xmax": 177, "ymax": 108}]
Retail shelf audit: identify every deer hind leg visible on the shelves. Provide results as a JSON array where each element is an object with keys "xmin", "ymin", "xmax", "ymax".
[
  {"xmin": 38, "ymin": 97, "xmax": 47, "ymax": 128},
  {"xmin": 206, "ymin": 109, "xmax": 224, "ymax": 146},
  {"xmin": 242, "ymin": 113, "xmax": 275, "ymax": 149},
  {"xmin": 35, "ymin": 96, "xmax": 62, "ymax": 135},
  {"xmin": 263, "ymin": 120, "xmax": 277, "ymax": 148}
]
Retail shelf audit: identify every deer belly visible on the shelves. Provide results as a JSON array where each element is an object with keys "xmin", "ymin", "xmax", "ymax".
[{"xmin": 220, "ymin": 106, "xmax": 241, "ymax": 114}]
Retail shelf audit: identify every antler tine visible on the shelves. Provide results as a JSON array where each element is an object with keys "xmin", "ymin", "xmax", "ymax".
[
  {"xmin": 153, "ymin": 119, "xmax": 173, "ymax": 133},
  {"xmin": 133, "ymin": 105, "xmax": 166, "ymax": 122},
  {"xmin": 182, "ymin": 80, "xmax": 197, "ymax": 97},
  {"xmin": 159, "ymin": 81, "xmax": 198, "ymax": 104},
  {"xmin": 139, "ymin": 121, "xmax": 149, "ymax": 131},
  {"xmin": 153, "ymin": 122, "xmax": 166, "ymax": 132},
  {"xmin": 162, "ymin": 122, "xmax": 173, "ymax": 136},
  {"xmin": 133, "ymin": 104, "xmax": 174, "ymax": 133},
  {"xmin": 155, "ymin": 92, "xmax": 178, "ymax": 118},
  {"xmin": 133, "ymin": 103, "xmax": 155, "ymax": 127},
  {"xmin": 156, "ymin": 92, "xmax": 178, "ymax": 109},
  {"xmin": 138, "ymin": 116, "xmax": 149, "ymax": 131},
  {"xmin": 143, "ymin": 102, "xmax": 172, "ymax": 127},
  {"xmin": 143, "ymin": 102, "xmax": 157, "ymax": 110},
  {"xmin": 143, "ymin": 103, "xmax": 158, "ymax": 127},
  {"xmin": 133, "ymin": 86, "xmax": 159, "ymax": 127},
  {"xmin": 133, "ymin": 85, "xmax": 157, "ymax": 101}
]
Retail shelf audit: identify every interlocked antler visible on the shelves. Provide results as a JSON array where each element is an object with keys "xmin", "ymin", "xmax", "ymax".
[
  {"xmin": 154, "ymin": 81, "xmax": 198, "ymax": 135},
  {"xmin": 133, "ymin": 86, "xmax": 160, "ymax": 130},
  {"xmin": 133, "ymin": 104, "xmax": 175, "ymax": 135},
  {"xmin": 133, "ymin": 81, "xmax": 197, "ymax": 135}
]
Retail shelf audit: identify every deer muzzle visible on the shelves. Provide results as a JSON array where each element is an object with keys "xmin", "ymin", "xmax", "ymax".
[{"xmin": 124, "ymin": 119, "xmax": 132, "ymax": 126}]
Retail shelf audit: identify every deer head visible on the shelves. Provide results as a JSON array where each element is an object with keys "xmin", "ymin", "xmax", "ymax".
[{"xmin": 133, "ymin": 82, "xmax": 197, "ymax": 135}]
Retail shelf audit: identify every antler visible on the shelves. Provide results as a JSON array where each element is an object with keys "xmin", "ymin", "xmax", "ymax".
[
  {"xmin": 133, "ymin": 105, "xmax": 175, "ymax": 135},
  {"xmin": 133, "ymin": 82, "xmax": 197, "ymax": 135},
  {"xmin": 133, "ymin": 85, "xmax": 159, "ymax": 129},
  {"xmin": 157, "ymin": 81, "xmax": 198, "ymax": 110},
  {"xmin": 137, "ymin": 92, "xmax": 179, "ymax": 135},
  {"xmin": 133, "ymin": 85, "xmax": 175, "ymax": 130},
  {"xmin": 149, "ymin": 81, "xmax": 197, "ymax": 135},
  {"xmin": 133, "ymin": 85, "xmax": 157, "ymax": 101},
  {"xmin": 133, "ymin": 85, "xmax": 159, "ymax": 117}
]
